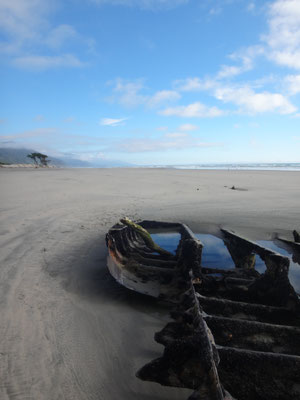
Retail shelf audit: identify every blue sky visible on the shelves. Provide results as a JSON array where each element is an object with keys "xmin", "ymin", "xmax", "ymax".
[{"xmin": 1, "ymin": 0, "xmax": 300, "ymax": 165}]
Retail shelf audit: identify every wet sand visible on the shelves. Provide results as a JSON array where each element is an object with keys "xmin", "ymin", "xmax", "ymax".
[{"xmin": 0, "ymin": 167, "xmax": 300, "ymax": 400}]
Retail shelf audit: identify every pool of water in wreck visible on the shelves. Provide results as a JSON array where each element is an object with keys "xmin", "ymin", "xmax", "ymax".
[
  {"xmin": 257, "ymin": 240, "xmax": 300, "ymax": 294},
  {"xmin": 149, "ymin": 231, "xmax": 300, "ymax": 293},
  {"xmin": 150, "ymin": 230, "xmax": 235, "ymax": 269},
  {"xmin": 149, "ymin": 230, "xmax": 181, "ymax": 255}
]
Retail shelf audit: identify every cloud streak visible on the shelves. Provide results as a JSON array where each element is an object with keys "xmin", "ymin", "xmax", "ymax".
[
  {"xmin": 284, "ymin": 74, "xmax": 300, "ymax": 95},
  {"xmin": 215, "ymin": 86, "xmax": 297, "ymax": 114},
  {"xmin": 100, "ymin": 117, "xmax": 128, "ymax": 126},
  {"xmin": 263, "ymin": 0, "xmax": 300, "ymax": 69},
  {"xmin": 12, "ymin": 54, "xmax": 85, "ymax": 69},
  {"xmin": 0, "ymin": 0, "xmax": 90, "ymax": 69},
  {"xmin": 0, "ymin": 128, "xmax": 57, "ymax": 141},
  {"xmin": 109, "ymin": 78, "xmax": 181, "ymax": 108},
  {"xmin": 160, "ymin": 102, "xmax": 226, "ymax": 118}
]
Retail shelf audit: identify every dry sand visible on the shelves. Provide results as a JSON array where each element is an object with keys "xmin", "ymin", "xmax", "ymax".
[{"xmin": 0, "ymin": 167, "xmax": 300, "ymax": 400}]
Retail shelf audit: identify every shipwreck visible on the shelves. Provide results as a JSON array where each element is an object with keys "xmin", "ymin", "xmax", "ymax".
[{"xmin": 106, "ymin": 218, "xmax": 300, "ymax": 400}]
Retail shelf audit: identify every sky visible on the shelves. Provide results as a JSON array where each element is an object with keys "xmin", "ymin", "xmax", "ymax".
[{"xmin": 1, "ymin": 0, "xmax": 300, "ymax": 165}]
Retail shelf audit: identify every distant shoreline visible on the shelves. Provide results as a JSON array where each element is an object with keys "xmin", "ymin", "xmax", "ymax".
[
  {"xmin": 141, "ymin": 163, "xmax": 300, "ymax": 172},
  {"xmin": 1, "ymin": 163, "xmax": 300, "ymax": 172}
]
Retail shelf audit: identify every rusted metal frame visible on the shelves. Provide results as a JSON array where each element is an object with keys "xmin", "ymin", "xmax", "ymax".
[
  {"xmin": 220, "ymin": 229, "xmax": 300, "ymax": 309},
  {"xmin": 159, "ymin": 297, "xmax": 300, "ymax": 355},
  {"xmin": 196, "ymin": 294, "xmax": 300, "ymax": 326},
  {"xmin": 139, "ymin": 220, "xmax": 182, "ymax": 230},
  {"xmin": 189, "ymin": 294, "xmax": 226, "ymax": 400},
  {"xmin": 175, "ymin": 227, "xmax": 204, "ymax": 280},
  {"xmin": 221, "ymin": 229, "xmax": 290, "ymax": 273},
  {"xmin": 136, "ymin": 226, "xmax": 230, "ymax": 399},
  {"xmin": 218, "ymin": 346, "xmax": 300, "ymax": 400},
  {"xmin": 276, "ymin": 237, "xmax": 300, "ymax": 264},
  {"xmin": 137, "ymin": 284, "xmax": 227, "ymax": 400},
  {"xmin": 107, "ymin": 221, "xmax": 300, "ymax": 400},
  {"xmin": 204, "ymin": 314, "xmax": 300, "ymax": 355},
  {"xmin": 152, "ymin": 311, "xmax": 300, "ymax": 399}
]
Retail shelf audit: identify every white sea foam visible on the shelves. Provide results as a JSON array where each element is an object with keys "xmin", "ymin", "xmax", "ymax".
[{"xmin": 144, "ymin": 163, "xmax": 300, "ymax": 171}]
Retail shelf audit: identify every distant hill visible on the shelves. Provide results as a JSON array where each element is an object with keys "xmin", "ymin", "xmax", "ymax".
[
  {"xmin": 0, "ymin": 147, "xmax": 134, "ymax": 168},
  {"xmin": 0, "ymin": 148, "xmax": 65, "ymax": 166}
]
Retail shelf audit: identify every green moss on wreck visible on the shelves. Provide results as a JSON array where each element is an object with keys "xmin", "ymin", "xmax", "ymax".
[{"xmin": 120, "ymin": 217, "xmax": 173, "ymax": 257}]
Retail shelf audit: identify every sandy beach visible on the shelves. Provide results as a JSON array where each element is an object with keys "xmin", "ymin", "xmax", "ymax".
[{"xmin": 0, "ymin": 167, "xmax": 300, "ymax": 400}]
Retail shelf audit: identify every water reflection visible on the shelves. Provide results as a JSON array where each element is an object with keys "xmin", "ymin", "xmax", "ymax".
[
  {"xmin": 257, "ymin": 240, "xmax": 300, "ymax": 294},
  {"xmin": 150, "ymin": 232, "xmax": 181, "ymax": 255},
  {"xmin": 195, "ymin": 234, "xmax": 235, "ymax": 270},
  {"xmin": 150, "ymin": 232, "xmax": 300, "ymax": 293},
  {"xmin": 253, "ymin": 254, "xmax": 267, "ymax": 274}
]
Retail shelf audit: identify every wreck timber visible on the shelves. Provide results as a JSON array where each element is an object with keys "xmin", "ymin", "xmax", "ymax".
[
  {"xmin": 275, "ymin": 235, "xmax": 300, "ymax": 265},
  {"xmin": 106, "ymin": 220, "xmax": 300, "ymax": 400}
]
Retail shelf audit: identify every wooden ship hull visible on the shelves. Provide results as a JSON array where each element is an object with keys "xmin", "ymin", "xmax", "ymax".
[{"xmin": 106, "ymin": 220, "xmax": 300, "ymax": 400}]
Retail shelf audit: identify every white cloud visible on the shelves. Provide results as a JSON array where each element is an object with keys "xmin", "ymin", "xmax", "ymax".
[
  {"xmin": 178, "ymin": 123, "xmax": 198, "ymax": 131},
  {"xmin": 45, "ymin": 24, "xmax": 77, "ymax": 49},
  {"xmin": 263, "ymin": 0, "xmax": 300, "ymax": 69},
  {"xmin": 111, "ymin": 78, "xmax": 146, "ymax": 107},
  {"xmin": 174, "ymin": 77, "xmax": 216, "ymax": 92},
  {"xmin": 247, "ymin": 2, "xmax": 255, "ymax": 12},
  {"xmin": 160, "ymin": 102, "xmax": 226, "ymax": 118},
  {"xmin": 0, "ymin": 128, "xmax": 57, "ymax": 141},
  {"xmin": 284, "ymin": 74, "xmax": 300, "ymax": 95},
  {"xmin": 100, "ymin": 117, "xmax": 128, "ymax": 126},
  {"xmin": 209, "ymin": 7, "xmax": 222, "ymax": 16},
  {"xmin": 215, "ymin": 85, "xmax": 297, "ymax": 114},
  {"xmin": 0, "ymin": 0, "xmax": 50, "ymax": 42},
  {"xmin": 0, "ymin": 0, "xmax": 89, "ymax": 68},
  {"xmin": 219, "ymin": 45, "xmax": 263, "ymax": 79},
  {"xmin": 217, "ymin": 65, "xmax": 243, "ymax": 79},
  {"xmin": 175, "ymin": 46, "xmax": 263, "ymax": 93},
  {"xmin": 13, "ymin": 54, "xmax": 84, "ymax": 69},
  {"xmin": 165, "ymin": 132, "xmax": 188, "ymax": 138},
  {"xmin": 110, "ymin": 78, "xmax": 181, "ymax": 108},
  {"xmin": 271, "ymin": 51, "xmax": 300, "ymax": 69},
  {"xmin": 174, "ymin": 47, "xmax": 262, "ymax": 94},
  {"xmin": 74, "ymin": 151, "xmax": 107, "ymax": 162},
  {"xmin": 89, "ymin": 0, "xmax": 189, "ymax": 11},
  {"xmin": 147, "ymin": 90, "xmax": 181, "ymax": 107}
]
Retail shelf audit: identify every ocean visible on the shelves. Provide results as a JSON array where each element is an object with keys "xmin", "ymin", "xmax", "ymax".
[{"xmin": 145, "ymin": 163, "xmax": 300, "ymax": 171}]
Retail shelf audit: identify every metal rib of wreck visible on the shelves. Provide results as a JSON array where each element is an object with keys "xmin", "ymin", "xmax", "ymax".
[{"xmin": 106, "ymin": 219, "xmax": 300, "ymax": 400}]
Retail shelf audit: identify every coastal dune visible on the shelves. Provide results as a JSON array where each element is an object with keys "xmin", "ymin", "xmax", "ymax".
[{"xmin": 0, "ymin": 167, "xmax": 300, "ymax": 400}]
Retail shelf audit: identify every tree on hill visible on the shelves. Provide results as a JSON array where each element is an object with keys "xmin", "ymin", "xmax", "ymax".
[
  {"xmin": 27, "ymin": 152, "xmax": 39, "ymax": 165},
  {"xmin": 38, "ymin": 153, "xmax": 50, "ymax": 166},
  {"xmin": 27, "ymin": 152, "xmax": 50, "ymax": 167}
]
